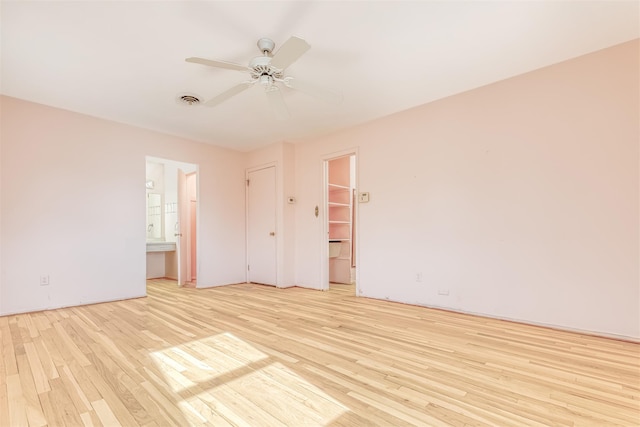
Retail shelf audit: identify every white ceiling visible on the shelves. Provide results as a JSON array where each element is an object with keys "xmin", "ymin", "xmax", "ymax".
[{"xmin": 1, "ymin": 1, "xmax": 638, "ymax": 151}]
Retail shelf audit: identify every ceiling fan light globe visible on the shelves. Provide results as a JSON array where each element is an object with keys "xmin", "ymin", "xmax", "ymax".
[{"xmin": 260, "ymin": 75, "xmax": 273, "ymax": 87}]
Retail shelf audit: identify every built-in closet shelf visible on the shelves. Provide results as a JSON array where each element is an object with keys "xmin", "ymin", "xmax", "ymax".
[
  {"xmin": 328, "ymin": 161, "xmax": 353, "ymax": 284},
  {"xmin": 328, "ymin": 183, "xmax": 350, "ymax": 191},
  {"xmin": 328, "ymin": 156, "xmax": 355, "ymax": 285}
]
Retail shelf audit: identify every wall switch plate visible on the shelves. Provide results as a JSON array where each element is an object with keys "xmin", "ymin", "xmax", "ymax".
[
  {"xmin": 40, "ymin": 275, "xmax": 49, "ymax": 286},
  {"xmin": 359, "ymin": 192, "xmax": 370, "ymax": 203}
]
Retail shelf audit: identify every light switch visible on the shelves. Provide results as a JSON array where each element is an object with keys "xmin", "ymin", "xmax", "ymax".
[{"xmin": 359, "ymin": 192, "xmax": 370, "ymax": 203}]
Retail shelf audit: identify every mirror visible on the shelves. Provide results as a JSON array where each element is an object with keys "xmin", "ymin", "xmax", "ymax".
[{"xmin": 147, "ymin": 193, "xmax": 163, "ymax": 240}]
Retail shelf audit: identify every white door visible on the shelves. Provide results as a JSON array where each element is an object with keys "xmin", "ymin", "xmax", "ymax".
[
  {"xmin": 247, "ymin": 166, "xmax": 277, "ymax": 286},
  {"xmin": 176, "ymin": 168, "xmax": 188, "ymax": 286}
]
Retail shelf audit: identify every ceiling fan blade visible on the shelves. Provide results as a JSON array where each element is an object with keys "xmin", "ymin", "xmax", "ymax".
[
  {"xmin": 283, "ymin": 78, "xmax": 343, "ymax": 104},
  {"xmin": 265, "ymin": 87, "xmax": 289, "ymax": 120},
  {"xmin": 269, "ymin": 36, "xmax": 310, "ymax": 70},
  {"xmin": 205, "ymin": 82, "xmax": 253, "ymax": 107},
  {"xmin": 185, "ymin": 57, "xmax": 247, "ymax": 72}
]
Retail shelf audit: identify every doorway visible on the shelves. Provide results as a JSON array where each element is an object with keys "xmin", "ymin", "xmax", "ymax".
[
  {"xmin": 246, "ymin": 165, "xmax": 277, "ymax": 286},
  {"xmin": 145, "ymin": 157, "xmax": 198, "ymax": 288},
  {"xmin": 324, "ymin": 152, "xmax": 357, "ymax": 293}
]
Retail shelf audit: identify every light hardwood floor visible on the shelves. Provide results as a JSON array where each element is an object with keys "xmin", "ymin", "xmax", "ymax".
[{"xmin": 1, "ymin": 279, "xmax": 638, "ymax": 426}]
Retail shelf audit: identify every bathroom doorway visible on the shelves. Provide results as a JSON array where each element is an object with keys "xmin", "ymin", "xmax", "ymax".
[
  {"xmin": 145, "ymin": 157, "xmax": 198, "ymax": 287},
  {"xmin": 323, "ymin": 151, "xmax": 357, "ymax": 294}
]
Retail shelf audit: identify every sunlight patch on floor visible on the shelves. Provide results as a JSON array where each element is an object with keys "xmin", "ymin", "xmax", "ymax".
[
  {"xmin": 150, "ymin": 332, "xmax": 349, "ymax": 425},
  {"xmin": 204, "ymin": 361, "xmax": 349, "ymax": 425}
]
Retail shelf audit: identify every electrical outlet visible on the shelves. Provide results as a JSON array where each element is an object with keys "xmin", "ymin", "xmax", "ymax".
[
  {"xmin": 40, "ymin": 275, "xmax": 49, "ymax": 286},
  {"xmin": 416, "ymin": 273, "xmax": 422, "ymax": 282},
  {"xmin": 438, "ymin": 289, "xmax": 449, "ymax": 296}
]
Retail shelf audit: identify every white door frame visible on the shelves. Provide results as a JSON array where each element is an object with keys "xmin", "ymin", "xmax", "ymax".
[
  {"xmin": 245, "ymin": 162, "xmax": 278, "ymax": 285},
  {"xmin": 321, "ymin": 148, "xmax": 359, "ymax": 292},
  {"xmin": 185, "ymin": 172, "xmax": 198, "ymax": 283},
  {"xmin": 177, "ymin": 168, "xmax": 188, "ymax": 286}
]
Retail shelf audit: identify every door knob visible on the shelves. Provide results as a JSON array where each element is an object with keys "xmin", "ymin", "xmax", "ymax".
[
  {"xmin": 269, "ymin": 232, "xmax": 275, "ymax": 236},
  {"xmin": 175, "ymin": 233, "xmax": 182, "ymax": 237}
]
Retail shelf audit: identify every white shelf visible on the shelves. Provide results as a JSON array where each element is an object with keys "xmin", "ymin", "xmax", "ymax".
[
  {"xmin": 328, "ymin": 179, "xmax": 352, "ymax": 284},
  {"xmin": 328, "ymin": 183, "xmax": 350, "ymax": 191}
]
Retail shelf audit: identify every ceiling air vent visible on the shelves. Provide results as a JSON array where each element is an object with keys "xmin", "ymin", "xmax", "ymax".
[{"xmin": 179, "ymin": 94, "xmax": 200, "ymax": 105}]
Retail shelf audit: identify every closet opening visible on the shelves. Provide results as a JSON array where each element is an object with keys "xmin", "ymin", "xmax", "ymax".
[{"xmin": 325, "ymin": 153, "xmax": 357, "ymax": 294}]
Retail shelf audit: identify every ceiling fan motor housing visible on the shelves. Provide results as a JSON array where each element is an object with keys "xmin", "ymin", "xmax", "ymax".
[{"xmin": 249, "ymin": 56, "xmax": 283, "ymax": 81}]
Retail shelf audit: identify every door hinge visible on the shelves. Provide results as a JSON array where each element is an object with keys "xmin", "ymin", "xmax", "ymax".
[
  {"xmin": 246, "ymin": 179, "xmax": 250, "ymax": 186},
  {"xmin": 247, "ymin": 265, "xmax": 250, "ymax": 271}
]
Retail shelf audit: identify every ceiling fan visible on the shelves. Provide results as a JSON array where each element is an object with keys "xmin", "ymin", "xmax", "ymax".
[{"xmin": 186, "ymin": 36, "xmax": 341, "ymax": 119}]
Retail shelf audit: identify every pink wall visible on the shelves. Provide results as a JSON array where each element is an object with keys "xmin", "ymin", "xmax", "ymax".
[
  {"xmin": 329, "ymin": 156, "xmax": 350, "ymax": 187},
  {"xmin": 0, "ymin": 96, "xmax": 246, "ymax": 314},
  {"xmin": 294, "ymin": 40, "xmax": 639, "ymax": 339}
]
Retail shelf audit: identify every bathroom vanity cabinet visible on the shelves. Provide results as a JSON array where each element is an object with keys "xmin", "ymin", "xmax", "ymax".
[{"xmin": 146, "ymin": 242, "xmax": 177, "ymax": 279}]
